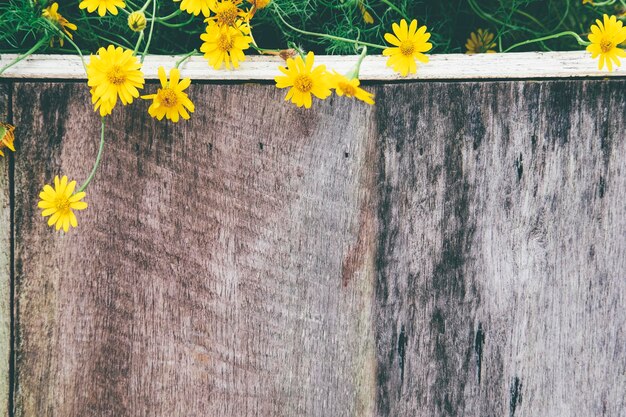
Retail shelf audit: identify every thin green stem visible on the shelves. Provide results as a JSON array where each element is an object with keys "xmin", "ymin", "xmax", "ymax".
[
  {"xmin": 504, "ymin": 31, "xmax": 589, "ymax": 53},
  {"xmin": 273, "ymin": 4, "xmax": 386, "ymax": 50},
  {"xmin": 379, "ymin": 0, "xmax": 409, "ymax": 21},
  {"xmin": 133, "ymin": 31, "xmax": 144, "ymax": 55},
  {"xmin": 155, "ymin": 9, "xmax": 182, "ymax": 21},
  {"xmin": 59, "ymin": 30, "xmax": 87, "ymax": 72},
  {"xmin": 78, "ymin": 117, "xmax": 106, "ymax": 193},
  {"xmin": 514, "ymin": 10, "xmax": 546, "ymax": 30},
  {"xmin": 175, "ymin": 49, "xmax": 197, "ymax": 68},
  {"xmin": 0, "ymin": 37, "xmax": 47, "ymax": 75},
  {"xmin": 346, "ymin": 46, "xmax": 368, "ymax": 79},
  {"xmin": 590, "ymin": 0, "xmax": 616, "ymax": 6},
  {"xmin": 154, "ymin": 17, "xmax": 195, "ymax": 28},
  {"xmin": 141, "ymin": 0, "xmax": 157, "ymax": 63},
  {"xmin": 139, "ymin": 0, "xmax": 153, "ymax": 13}
]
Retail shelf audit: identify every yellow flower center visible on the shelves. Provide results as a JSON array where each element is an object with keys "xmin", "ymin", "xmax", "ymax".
[
  {"xmin": 55, "ymin": 197, "xmax": 71, "ymax": 213},
  {"xmin": 338, "ymin": 81, "xmax": 356, "ymax": 97},
  {"xmin": 157, "ymin": 88, "xmax": 179, "ymax": 108},
  {"xmin": 294, "ymin": 74, "xmax": 313, "ymax": 93},
  {"xmin": 217, "ymin": 33, "xmax": 234, "ymax": 51},
  {"xmin": 106, "ymin": 66, "xmax": 126, "ymax": 85},
  {"xmin": 216, "ymin": 3, "xmax": 238, "ymax": 26},
  {"xmin": 400, "ymin": 40, "xmax": 415, "ymax": 56},
  {"xmin": 600, "ymin": 38, "xmax": 614, "ymax": 53}
]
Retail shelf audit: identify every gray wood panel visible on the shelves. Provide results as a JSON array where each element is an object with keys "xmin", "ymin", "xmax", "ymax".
[
  {"xmin": 11, "ymin": 79, "xmax": 626, "ymax": 417},
  {"xmin": 0, "ymin": 82, "xmax": 11, "ymax": 417}
]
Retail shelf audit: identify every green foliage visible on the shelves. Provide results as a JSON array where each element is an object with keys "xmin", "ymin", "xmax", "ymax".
[{"xmin": 1, "ymin": 0, "xmax": 625, "ymax": 55}]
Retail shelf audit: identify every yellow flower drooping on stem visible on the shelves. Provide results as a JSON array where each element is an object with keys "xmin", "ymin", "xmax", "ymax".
[
  {"xmin": 465, "ymin": 29, "xmax": 497, "ymax": 54},
  {"xmin": 207, "ymin": 0, "xmax": 247, "ymax": 28},
  {"xmin": 247, "ymin": 0, "xmax": 271, "ymax": 9},
  {"xmin": 274, "ymin": 51, "xmax": 332, "ymax": 108},
  {"xmin": 42, "ymin": 2, "xmax": 77, "ymax": 47},
  {"xmin": 329, "ymin": 72, "xmax": 374, "ymax": 105},
  {"xmin": 358, "ymin": 1, "xmax": 374, "ymax": 24},
  {"xmin": 141, "ymin": 67, "xmax": 195, "ymax": 122},
  {"xmin": 79, "ymin": 0, "xmax": 125, "ymax": 17},
  {"xmin": 383, "ymin": 19, "xmax": 432, "ymax": 77},
  {"xmin": 128, "ymin": 11, "xmax": 147, "ymax": 32},
  {"xmin": 38, "ymin": 175, "xmax": 88, "ymax": 232},
  {"xmin": 200, "ymin": 21, "xmax": 252, "ymax": 69},
  {"xmin": 0, "ymin": 123, "xmax": 16, "ymax": 157},
  {"xmin": 174, "ymin": 0, "xmax": 213, "ymax": 17},
  {"xmin": 586, "ymin": 14, "xmax": 626, "ymax": 71},
  {"xmin": 86, "ymin": 45, "xmax": 145, "ymax": 116}
]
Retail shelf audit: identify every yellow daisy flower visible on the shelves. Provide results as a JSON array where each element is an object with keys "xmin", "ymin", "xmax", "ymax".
[
  {"xmin": 206, "ymin": 0, "xmax": 247, "ymax": 28},
  {"xmin": 200, "ymin": 22, "xmax": 252, "ymax": 69},
  {"xmin": 127, "ymin": 11, "xmax": 147, "ymax": 32},
  {"xmin": 587, "ymin": 14, "xmax": 626, "ymax": 71},
  {"xmin": 79, "ymin": 0, "xmax": 125, "ymax": 17},
  {"xmin": 86, "ymin": 45, "xmax": 145, "ymax": 116},
  {"xmin": 0, "ymin": 123, "xmax": 16, "ymax": 157},
  {"xmin": 465, "ymin": 28, "xmax": 497, "ymax": 54},
  {"xmin": 274, "ymin": 51, "xmax": 332, "ymax": 108},
  {"xmin": 383, "ymin": 19, "xmax": 432, "ymax": 77},
  {"xmin": 248, "ymin": 0, "xmax": 271, "ymax": 9},
  {"xmin": 42, "ymin": 2, "xmax": 77, "ymax": 47},
  {"xmin": 38, "ymin": 175, "xmax": 88, "ymax": 232},
  {"xmin": 174, "ymin": 0, "xmax": 213, "ymax": 16},
  {"xmin": 328, "ymin": 72, "xmax": 374, "ymax": 105},
  {"xmin": 141, "ymin": 67, "xmax": 195, "ymax": 122}
]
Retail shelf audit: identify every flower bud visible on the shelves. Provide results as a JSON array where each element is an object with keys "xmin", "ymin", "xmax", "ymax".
[{"xmin": 128, "ymin": 11, "xmax": 147, "ymax": 32}]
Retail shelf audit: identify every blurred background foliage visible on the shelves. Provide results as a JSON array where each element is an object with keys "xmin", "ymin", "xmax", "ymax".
[{"xmin": 1, "ymin": 0, "xmax": 625, "ymax": 55}]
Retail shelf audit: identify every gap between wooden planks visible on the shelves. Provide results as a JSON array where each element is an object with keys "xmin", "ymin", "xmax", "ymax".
[{"xmin": 0, "ymin": 51, "xmax": 624, "ymax": 80}]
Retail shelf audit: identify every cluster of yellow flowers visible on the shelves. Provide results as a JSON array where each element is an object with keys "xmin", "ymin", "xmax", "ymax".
[{"xmin": 0, "ymin": 0, "xmax": 623, "ymax": 233}]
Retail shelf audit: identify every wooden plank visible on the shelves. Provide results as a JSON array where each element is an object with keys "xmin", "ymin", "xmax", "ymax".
[
  {"xmin": 13, "ymin": 82, "xmax": 379, "ymax": 417},
  {"xmin": 0, "ymin": 82, "xmax": 11, "ymax": 417},
  {"xmin": 12, "ymin": 79, "xmax": 626, "ymax": 417},
  {"xmin": 1, "ymin": 51, "xmax": 625, "ymax": 81},
  {"xmin": 372, "ymin": 80, "xmax": 626, "ymax": 417}
]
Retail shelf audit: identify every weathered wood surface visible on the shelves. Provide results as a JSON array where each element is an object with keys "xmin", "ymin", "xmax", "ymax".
[
  {"xmin": 0, "ymin": 83, "xmax": 11, "ymax": 417},
  {"xmin": 1, "ymin": 51, "xmax": 624, "ymax": 81},
  {"xmin": 10, "ymin": 79, "xmax": 626, "ymax": 417}
]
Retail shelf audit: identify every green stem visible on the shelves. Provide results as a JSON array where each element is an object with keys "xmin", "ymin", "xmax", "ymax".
[
  {"xmin": 141, "ymin": 0, "xmax": 157, "ymax": 63},
  {"xmin": 379, "ymin": 0, "xmax": 410, "ymax": 21},
  {"xmin": 133, "ymin": 31, "xmax": 144, "ymax": 55},
  {"xmin": 175, "ymin": 49, "xmax": 197, "ymax": 68},
  {"xmin": 504, "ymin": 31, "xmax": 589, "ymax": 53},
  {"xmin": 155, "ymin": 9, "xmax": 182, "ymax": 21},
  {"xmin": 346, "ymin": 46, "xmax": 368, "ymax": 79},
  {"xmin": 139, "ymin": 0, "xmax": 153, "ymax": 13},
  {"xmin": 589, "ymin": 0, "xmax": 616, "ymax": 6},
  {"xmin": 0, "ymin": 37, "xmax": 47, "ymax": 75},
  {"xmin": 514, "ymin": 10, "xmax": 546, "ymax": 30},
  {"xmin": 273, "ymin": 4, "xmax": 386, "ymax": 50},
  {"xmin": 56, "ymin": 29, "xmax": 87, "ymax": 72},
  {"xmin": 78, "ymin": 117, "xmax": 106, "ymax": 193}
]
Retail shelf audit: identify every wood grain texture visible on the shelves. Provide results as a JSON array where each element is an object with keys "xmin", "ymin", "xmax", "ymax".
[
  {"xmin": 1, "ymin": 51, "xmax": 625, "ymax": 81},
  {"xmin": 11, "ymin": 79, "xmax": 626, "ymax": 417},
  {"xmin": 0, "ymin": 83, "xmax": 10, "ymax": 417}
]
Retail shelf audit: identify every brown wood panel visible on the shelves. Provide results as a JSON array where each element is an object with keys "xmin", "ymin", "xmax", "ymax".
[
  {"xmin": 13, "ymin": 81, "xmax": 378, "ymax": 417},
  {"xmin": 0, "ymin": 83, "xmax": 11, "ymax": 417},
  {"xmin": 12, "ymin": 79, "xmax": 626, "ymax": 417}
]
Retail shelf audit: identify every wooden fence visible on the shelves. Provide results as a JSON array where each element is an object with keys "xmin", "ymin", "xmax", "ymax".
[{"xmin": 0, "ymin": 54, "xmax": 625, "ymax": 417}]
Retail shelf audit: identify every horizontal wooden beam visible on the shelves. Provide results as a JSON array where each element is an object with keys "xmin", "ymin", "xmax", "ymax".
[{"xmin": 0, "ymin": 51, "xmax": 624, "ymax": 80}]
